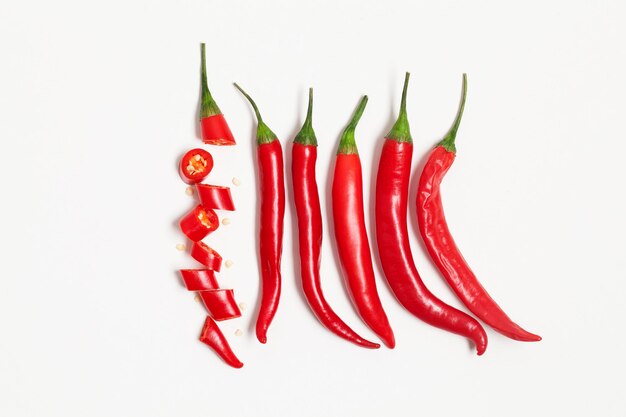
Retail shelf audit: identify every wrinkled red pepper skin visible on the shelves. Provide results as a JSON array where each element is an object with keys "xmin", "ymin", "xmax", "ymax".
[
  {"xmin": 201, "ymin": 114, "xmax": 236, "ymax": 146},
  {"xmin": 376, "ymin": 140, "xmax": 487, "ymax": 354},
  {"xmin": 199, "ymin": 316, "xmax": 243, "ymax": 368},
  {"xmin": 417, "ymin": 146, "xmax": 541, "ymax": 342},
  {"xmin": 180, "ymin": 205, "xmax": 219, "ymax": 241},
  {"xmin": 256, "ymin": 140, "xmax": 285, "ymax": 343},
  {"xmin": 200, "ymin": 289, "xmax": 241, "ymax": 321},
  {"xmin": 294, "ymin": 143, "xmax": 380, "ymax": 349},
  {"xmin": 196, "ymin": 185, "xmax": 236, "ymax": 211},
  {"xmin": 190, "ymin": 242, "xmax": 223, "ymax": 271}
]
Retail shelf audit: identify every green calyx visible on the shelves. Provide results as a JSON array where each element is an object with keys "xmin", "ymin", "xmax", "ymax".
[
  {"xmin": 200, "ymin": 43, "xmax": 222, "ymax": 118},
  {"xmin": 438, "ymin": 74, "xmax": 468, "ymax": 153},
  {"xmin": 338, "ymin": 95, "xmax": 368, "ymax": 155},
  {"xmin": 233, "ymin": 83, "xmax": 277, "ymax": 145},
  {"xmin": 294, "ymin": 88, "xmax": 317, "ymax": 146},
  {"xmin": 386, "ymin": 72, "xmax": 412, "ymax": 143}
]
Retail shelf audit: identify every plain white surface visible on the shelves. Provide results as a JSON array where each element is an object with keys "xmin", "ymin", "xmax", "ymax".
[{"xmin": 1, "ymin": 0, "xmax": 625, "ymax": 415}]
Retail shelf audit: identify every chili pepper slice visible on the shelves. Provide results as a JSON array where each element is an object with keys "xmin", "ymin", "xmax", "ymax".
[
  {"xmin": 180, "ymin": 269, "xmax": 219, "ymax": 291},
  {"xmin": 332, "ymin": 96, "xmax": 395, "ymax": 349},
  {"xmin": 199, "ymin": 289, "xmax": 242, "ymax": 321},
  {"xmin": 293, "ymin": 89, "xmax": 380, "ymax": 349},
  {"xmin": 190, "ymin": 242, "xmax": 223, "ymax": 272},
  {"xmin": 416, "ymin": 74, "xmax": 541, "ymax": 342},
  {"xmin": 179, "ymin": 148, "xmax": 214, "ymax": 184},
  {"xmin": 234, "ymin": 83, "xmax": 284, "ymax": 344},
  {"xmin": 199, "ymin": 44, "xmax": 236, "ymax": 146},
  {"xmin": 180, "ymin": 205, "xmax": 219, "ymax": 242},
  {"xmin": 196, "ymin": 184, "xmax": 236, "ymax": 211},
  {"xmin": 199, "ymin": 316, "xmax": 243, "ymax": 368},
  {"xmin": 375, "ymin": 73, "xmax": 487, "ymax": 354}
]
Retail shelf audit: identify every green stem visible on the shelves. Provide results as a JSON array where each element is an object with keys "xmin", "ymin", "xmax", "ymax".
[
  {"xmin": 234, "ymin": 83, "xmax": 277, "ymax": 145},
  {"xmin": 200, "ymin": 43, "xmax": 222, "ymax": 118},
  {"xmin": 386, "ymin": 72, "xmax": 412, "ymax": 142},
  {"xmin": 338, "ymin": 96, "xmax": 368, "ymax": 154},
  {"xmin": 294, "ymin": 88, "xmax": 317, "ymax": 146},
  {"xmin": 439, "ymin": 74, "xmax": 468, "ymax": 153}
]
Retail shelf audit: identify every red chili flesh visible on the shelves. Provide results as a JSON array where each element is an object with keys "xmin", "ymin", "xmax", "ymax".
[
  {"xmin": 376, "ymin": 73, "xmax": 487, "ymax": 354},
  {"xmin": 416, "ymin": 75, "xmax": 540, "ymax": 342},
  {"xmin": 235, "ymin": 83, "xmax": 285, "ymax": 344},
  {"xmin": 199, "ymin": 316, "xmax": 243, "ymax": 368},
  {"xmin": 196, "ymin": 184, "xmax": 236, "ymax": 211},
  {"xmin": 179, "ymin": 148, "xmax": 214, "ymax": 184},
  {"xmin": 180, "ymin": 205, "xmax": 219, "ymax": 241},
  {"xmin": 332, "ymin": 96, "xmax": 395, "ymax": 349},
  {"xmin": 200, "ymin": 289, "xmax": 242, "ymax": 321},
  {"xmin": 190, "ymin": 242, "xmax": 223, "ymax": 272},
  {"xmin": 180, "ymin": 269, "xmax": 219, "ymax": 291},
  {"xmin": 293, "ymin": 89, "xmax": 380, "ymax": 349}
]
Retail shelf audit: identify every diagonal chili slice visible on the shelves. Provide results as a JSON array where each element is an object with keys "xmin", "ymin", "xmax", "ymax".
[
  {"xmin": 180, "ymin": 269, "xmax": 219, "ymax": 291},
  {"xmin": 199, "ymin": 289, "xmax": 241, "ymax": 321},
  {"xmin": 196, "ymin": 184, "xmax": 235, "ymax": 211},
  {"xmin": 180, "ymin": 205, "xmax": 219, "ymax": 242},
  {"xmin": 199, "ymin": 316, "xmax": 243, "ymax": 368},
  {"xmin": 190, "ymin": 242, "xmax": 223, "ymax": 272}
]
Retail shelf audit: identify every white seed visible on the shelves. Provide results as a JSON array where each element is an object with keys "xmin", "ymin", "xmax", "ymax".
[
  {"xmin": 234, "ymin": 329, "xmax": 243, "ymax": 336},
  {"xmin": 225, "ymin": 260, "xmax": 233, "ymax": 268},
  {"xmin": 185, "ymin": 186, "xmax": 194, "ymax": 196},
  {"xmin": 195, "ymin": 155, "xmax": 201, "ymax": 161},
  {"xmin": 221, "ymin": 218, "xmax": 231, "ymax": 225},
  {"xmin": 175, "ymin": 243, "xmax": 186, "ymax": 251},
  {"xmin": 194, "ymin": 293, "xmax": 202, "ymax": 303},
  {"xmin": 238, "ymin": 302, "xmax": 246, "ymax": 311},
  {"xmin": 232, "ymin": 177, "xmax": 241, "ymax": 186}
]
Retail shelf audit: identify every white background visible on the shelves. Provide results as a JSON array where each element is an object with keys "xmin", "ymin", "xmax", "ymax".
[{"xmin": 1, "ymin": 0, "xmax": 625, "ymax": 415}]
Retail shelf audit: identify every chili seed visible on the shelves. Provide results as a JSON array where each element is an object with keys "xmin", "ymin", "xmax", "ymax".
[
  {"xmin": 239, "ymin": 302, "xmax": 246, "ymax": 311},
  {"xmin": 225, "ymin": 260, "xmax": 233, "ymax": 268},
  {"xmin": 222, "ymin": 218, "xmax": 231, "ymax": 225},
  {"xmin": 185, "ymin": 186, "xmax": 194, "ymax": 196},
  {"xmin": 232, "ymin": 177, "xmax": 241, "ymax": 186},
  {"xmin": 234, "ymin": 329, "xmax": 243, "ymax": 336},
  {"xmin": 194, "ymin": 293, "xmax": 202, "ymax": 303},
  {"xmin": 175, "ymin": 243, "xmax": 186, "ymax": 251}
]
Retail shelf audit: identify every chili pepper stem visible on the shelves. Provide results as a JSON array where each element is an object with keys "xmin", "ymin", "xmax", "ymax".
[
  {"xmin": 386, "ymin": 72, "xmax": 412, "ymax": 143},
  {"xmin": 294, "ymin": 88, "xmax": 317, "ymax": 146},
  {"xmin": 200, "ymin": 43, "xmax": 222, "ymax": 118},
  {"xmin": 234, "ymin": 83, "xmax": 277, "ymax": 145},
  {"xmin": 338, "ymin": 96, "xmax": 368, "ymax": 154},
  {"xmin": 438, "ymin": 74, "xmax": 468, "ymax": 153}
]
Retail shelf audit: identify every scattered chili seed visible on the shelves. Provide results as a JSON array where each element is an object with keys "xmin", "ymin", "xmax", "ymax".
[
  {"xmin": 225, "ymin": 260, "xmax": 233, "ymax": 268},
  {"xmin": 239, "ymin": 302, "xmax": 246, "ymax": 311},
  {"xmin": 185, "ymin": 186, "xmax": 194, "ymax": 196},
  {"xmin": 221, "ymin": 218, "xmax": 231, "ymax": 225},
  {"xmin": 176, "ymin": 243, "xmax": 186, "ymax": 251},
  {"xmin": 232, "ymin": 177, "xmax": 241, "ymax": 186},
  {"xmin": 234, "ymin": 329, "xmax": 243, "ymax": 337},
  {"xmin": 194, "ymin": 293, "xmax": 202, "ymax": 303}
]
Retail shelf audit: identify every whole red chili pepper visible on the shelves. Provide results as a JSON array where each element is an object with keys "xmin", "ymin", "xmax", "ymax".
[
  {"xmin": 179, "ymin": 148, "xmax": 214, "ymax": 184},
  {"xmin": 199, "ymin": 316, "xmax": 243, "ymax": 368},
  {"xmin": 416, "ymin": 74, "xmax": 541, "ymax": 342},
  {"xmin": 234, "ymin": 83, "xmax": 285, "ymax": 344},
  {"xmin": 199, "ymin": 44, "xmax": 236, "ymax": 146},
  {"xmin": 375, "ymin": 73, "xmax": 487, "ymax": 354},
  {"xmin": 293, "ymin": 89, "xmax": 380, "ymax": 349},
  {"xmin": 332, "ymin": 96, "xmax": 396, "ymax": 349}
]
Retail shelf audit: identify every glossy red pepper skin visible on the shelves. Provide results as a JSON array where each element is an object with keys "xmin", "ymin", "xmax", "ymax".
[
  {"xmin": 292, "ymin": 90, "xmax": 380, "ymax": 349},
  {"xmin": 200, "ymin": 289, "xmax": 241, "ymax": 321},
  {"xmin": 416, "ymin": 75, "xmax": 540, "ymax": 342},
  {"xmin": 376, "ymin": 73, "xmax": 487, "ymax": 354},
  {"xmin": 332, "ymin": 96, "xmax": 395, "ymax": 349},
  {"xmin": 179, "ymin": 148, "xmax": 214, "ymax": 184},
  {"xmin": 235, "ymin": 84, "xmax": 285, "ymax": 344},
  {"xmin": 179, "ymin": 205, "xmax": 219, "ymax": 241},
  {"xmin": 180, "ymin": 269, "xmax": 219, "ymax": 291},
  {"xmin": 196, "ymin": 185, "xmax": 236, "ymax": 211},
  {"xmin": 190, "ymin": 242, "xmax": 223, "ymax": 272},
  {"xmin": 199, "ymin": 316, "xmax": 243, "ymax": 368}
]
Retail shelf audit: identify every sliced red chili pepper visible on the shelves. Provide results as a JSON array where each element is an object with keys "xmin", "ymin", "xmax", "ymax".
[
  {"xmin": 180, "ymin": 269, "xmax": 219, "ymax": 291},
  {"xmin": 179, "ymin": 205, "xmax": 219, "ymax": 242},
  {"xmin": 199, "ymin": 316, "xmax": 243, "ymax": 368},
  {"xmin": 234, "ymin": 83, "xmax": 284, "ymax": 344},
  {"xmin": 376, "ymin": 73, "xmax": 487, "ymax": 355},
  {"xmin": 331, "ymin": 95, "xmax": 395, "ymax": 349},
  {"xmin": 179, "ymin": 148, "xmax": 214, "ymax": 184},
  {"xmin": 196, "ymin": 184, "xmax": 235, "ymax": 211},
  {"xmin": 190, "ymin": 242, "xmax": 223, "ymax": 272},
  {"xmin": 416, "ymin": 74, "xmax": 540, "ymax": 342},
  {"xmin": 293, "ymin": 89, "xmax": 380, "ymax": 349},
  {"xmin": 199, "ymin": 289, "xmax": 242, "ymax": 321},
  {"xmin": 199, "ymin": 44, "xmax": 236, "ymax": 146}
]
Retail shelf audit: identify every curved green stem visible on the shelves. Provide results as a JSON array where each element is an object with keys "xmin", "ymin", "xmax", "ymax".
[
  {"xmin": 200, "ymin": 43, "xmax": 221, "ymax": 118},
  {"xmin": 386, "ymin": 72, "xmax": 412, "ymax": 142},
  {"xmin": 439, "ymin": 74, "xmax": 468, "ymax": 153},
  {"xmin": 338, "ymin": 96, "xmax": 368, "ymax": 154},
  {"xmin": 294, "ymin": 88, "xmax": 317, "ymax": 146},
  {"xmin": 234, "ymin": 83, "xmax": 277, "ymax": 145}
]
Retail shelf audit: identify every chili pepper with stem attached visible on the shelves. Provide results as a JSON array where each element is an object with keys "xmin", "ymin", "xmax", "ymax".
[
  {"xmin": 375, "ymin": 73, "xmax": 487, "ymax": 354},
  {"xmin": 199, "ymin": 44, "xmax": 236, "ymax": 146},
  {"xmin": 416, "ymin": 74, "xmax": 540, "ymax": 342},
  {"xmin": 293, "ymin": 89, "xmax": 379, "ymax": 349},
  {"xmin": 332, "ymin": 96, "xmax": 395, "ymax": 349},
  {"xmin": 234, "ymin": 83, "xmax": 285, "ymax": 344}
]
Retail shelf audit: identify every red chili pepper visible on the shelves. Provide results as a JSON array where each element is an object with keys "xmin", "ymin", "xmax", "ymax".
[
  {"xmin": 196, "ymin": 184, "xmax": 236, "ymax": 211},
  {"xmin": 179, "ymin": 148, "xmax": 214, "ymax": 184},
  {"xmin": 376, "ymin": 73, "xmax": 488, "ymax": 354},
  {"xmin": 199, "ymin": 44, "xmax": 236, "ymax": 146},
  {"xmin": 332, "ymin": 96, "xmax": 396, "ymax": 349},
  {"xmin": 416, "ymin": 75, "xmax": 541, "ymax": 342},
  {"xmin": 199, "ymin": 289, "xmax": 242, "ymax": 321},
  {"xmin": 199, "ymin": 316, "xmax": 243, "ymax": 368},
  {"xmin": 190, "ymin": 242, "xmax": 223, "ymax": 272},
  {"xmin": 180, "ymin": 205, "xmax": 219, "ymax": 242},
  {"xmin": 292, "ymin": 89, "xmax": 380, "ymax": 349},
  {"xmin": 180, "ymin": 269, "xmax": 219, "ymax": 291},
  {"xmin": 234, "ymin": 83, "xmax": 284, "ymax": 344}
]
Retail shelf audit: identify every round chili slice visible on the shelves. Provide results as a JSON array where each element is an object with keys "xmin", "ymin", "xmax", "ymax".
[
  {"xmin": 180, "ymin": 205, "xmax": 219, "ymax": 242},
  {"xmin": 179, "ymin": 148, "xmax": 214, "ymax": 184},
  {"xmin": 196, "ymin": 184, "xmax": 235, "ymax": 211},
  {"xmin": 190, "ymin": 241, "xmax": 223, "ymax": 272}
]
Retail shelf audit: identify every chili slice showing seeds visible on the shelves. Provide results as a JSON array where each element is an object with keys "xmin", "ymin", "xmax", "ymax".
[
  {"xmin": 180, "ymin": 205, "xmax": 219, "ymax": 241},
  {"xmin": 179, "ymin": 148, "xmax": 214, "ymax": 184}
]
